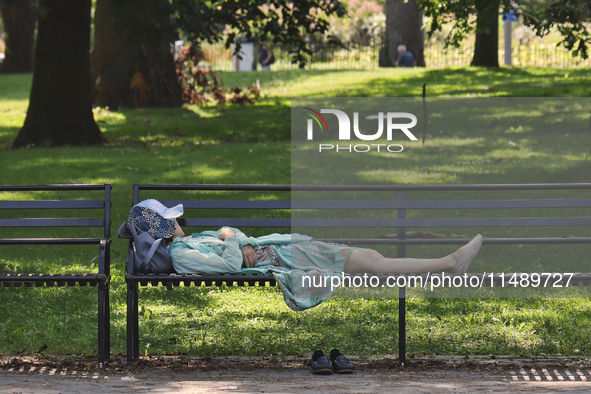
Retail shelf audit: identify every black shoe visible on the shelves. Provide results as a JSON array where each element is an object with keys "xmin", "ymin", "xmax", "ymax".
[
  {"xmin": 329, "ymin": 349, "xmax": 354, "ymax": 373},
  {"xmin": 310, "ymin": 350, "xmax": 333, "ymax": 374}
]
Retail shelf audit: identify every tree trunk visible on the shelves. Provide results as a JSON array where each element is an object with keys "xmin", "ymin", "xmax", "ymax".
[
  {"xmin": 12, "ymin": 0, "xmax": 107, "ymax": 148},
  {"xmin": 380, "ymin": 0, "xmax": 425, "ymax": 67},
  {"xmin": 0, "ymin": 0, "xmax": 37, "ymax": 73},
  {"xmin": 91, "ymin": 0, "xmax": 182, "ymax": 110},
  {"xmin": 471, "ymin": 0, "xmax": 501, "ymax": 67}
]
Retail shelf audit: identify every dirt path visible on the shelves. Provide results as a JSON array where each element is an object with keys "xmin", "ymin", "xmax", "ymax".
[{"xmin": 2, "ymin": 355, "xmax": 591, "ymax": 393}]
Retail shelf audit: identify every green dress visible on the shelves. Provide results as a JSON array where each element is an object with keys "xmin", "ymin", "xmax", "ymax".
[{"xmin": 167, "ymin": 227, "xmax": 353, "ymax": 311}]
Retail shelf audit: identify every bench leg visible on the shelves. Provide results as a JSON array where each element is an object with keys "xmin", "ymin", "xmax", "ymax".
[
  {"xmin": 105, "ymin": 280, "xmax": 111, "ymax": 362},
  {"xmin": 133, "ymin": 283, "xmax": 139, "ymax": 360},
  {"xmin": 398, "ymin": 286, "xmax": 406, "ymax": 367},
  {"xmin": 98, "ymin": 282, "xmax": 106, "ymax": 367},
  {"xmin": 396, "ymin": 194, "xmax": 407, "ymax": 367},
  {"xmin": 127, "ymin": 282, "xmax": 139, "ymax": 364},
  {"xmin": 105, "ymin": 247, "xmax": 111, "ymax": 362}
]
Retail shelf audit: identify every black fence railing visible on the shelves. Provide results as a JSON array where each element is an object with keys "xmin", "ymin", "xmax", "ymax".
[{"xmin": 198, "ymin": 41, "xmax": 591, "ymax": 71}]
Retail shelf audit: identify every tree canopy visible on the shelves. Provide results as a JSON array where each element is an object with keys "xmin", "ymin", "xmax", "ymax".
[
  {"xmin": 14, "ymin": 0, "xmax": 346, "ymax": 147},
  {"xmin": 112, "ymin": 0, "xmax": 345, "ymax": 66},
  {"xmin": 418, "ymin": 0, "xmax": 591, "ymax": 66},
  {"xmin": 520, "ymin": 0, "xmax": 591, "ymax": 59},
  {"xmin": 92, "ymin": 0, "xmax": 346, "ymax": 108}
]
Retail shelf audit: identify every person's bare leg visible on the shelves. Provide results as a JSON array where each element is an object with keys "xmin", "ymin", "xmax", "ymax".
[{"xmin": 344, "ymin": 235, "xmax": 483, "ymax": 274}]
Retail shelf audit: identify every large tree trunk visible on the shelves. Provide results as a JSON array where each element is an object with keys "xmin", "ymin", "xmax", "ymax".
[
  {"xmin": 91, "ymin": 0, "xmax": 182, "ymax": 110},
  {"xmin": 380, "ymin": 0, "xmax": 425, "ymax": 67},
  {"xmin": 0, "ymin": 0, "xmax": 37, "ymax": 73},
  {"xmin": 12, "ymin": 0, "xmax": 107, "ymax": 148},
  {"xmin": 471, "ymin": 0, "xmax": 501, "ymax": 67}
]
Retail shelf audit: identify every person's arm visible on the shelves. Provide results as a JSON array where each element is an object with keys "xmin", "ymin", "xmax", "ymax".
[
  {"xmin": 219, "ymin": 227, "xmax": 259, "ymax": 268},
  {"xmin": 168, "ymin": 237, "xmax": 244, "ymax": 274},
  {"xmin": 241, "ymin": 245, "xmax": 257, "ymax": 268}
]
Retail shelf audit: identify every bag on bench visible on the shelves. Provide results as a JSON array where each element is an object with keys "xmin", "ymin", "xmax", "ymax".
[{"xmin": 118, "ymin": 221, "xmax": 174, "ymax": 274}]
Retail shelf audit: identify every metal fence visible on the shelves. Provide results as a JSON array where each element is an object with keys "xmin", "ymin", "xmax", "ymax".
[
  {"xmin": 199, "ymin": 41, "xmax": 591, "ymax": 71},
  {"xmin": 426, "ymin": 43, "xmax": 591, "ymax": 69},
  {"xmin": 199, "ymin": 42, "xmax": 380, "ymax": 71}
]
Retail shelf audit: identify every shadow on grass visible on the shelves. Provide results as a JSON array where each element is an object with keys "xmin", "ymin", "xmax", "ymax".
[
  {"xmin": 98, "ymin": 99, "xmax": 290, "ymax": 146},
  {"xmin": 0, "ymin": 126, "xmax": 21, "ymax": 149}
]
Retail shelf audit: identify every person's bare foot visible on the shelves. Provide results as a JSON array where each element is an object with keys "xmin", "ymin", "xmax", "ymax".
[{"xmin": 451, "ymin": 234, "xmax": 483, "ymax": 274}]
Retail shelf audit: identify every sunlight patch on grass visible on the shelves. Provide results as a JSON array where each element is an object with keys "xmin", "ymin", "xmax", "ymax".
[
  {"xmin": 0, "ymin": 103, "xmax": 28, "ymax": 114},
  {"xmin": 487, "ymin": 146, "xmax": 546, "ymax": 159},
  {"xmin": 139, "ymin": 135, "xmax": 195, "ymax": 147},
  {"xmin": 503, "ymin": 125, "xmax": 532, "ymax": 134},
  {"xmin": 357, "ymin": 169, "xmax": 461, "ymax": 184},
  {"xmin": 422, "ymin": 137, "xmax": 484, "ymax": 148},
  {"xmin": 94, "ymin": 111, "xmax": 127, "ymax": 125},
  {"xmin": 190, "ymin": 165, "xmax": 233, "ymax": 178},
  {"xmin": 184, "ymin": 105, "xmax": 223, "ymax": 118},
  {"xmin": 429, "ymin": 163, "xmax": 497, "ymax": 175},
  {"xmin": 369, "ymin": 151, "xmax": 399, "ymax": 159}
]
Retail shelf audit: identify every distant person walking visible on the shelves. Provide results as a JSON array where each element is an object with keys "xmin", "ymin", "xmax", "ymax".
[
  {"xmin": 259, "ymin": 44, "xmax": 274, "ymax": 71},
  {"xmin": 395, "ymin": 44, "xmax": 416, "ymax": 67}
]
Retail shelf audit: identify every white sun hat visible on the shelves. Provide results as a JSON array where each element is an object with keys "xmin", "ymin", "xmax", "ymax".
[
  {"xmin": 128, "ymin": 199, "xmax": 184, "ymax": 239},
  {"xmin": 135, "ymin": 199, "xmax": 184, "ymax": 219}
]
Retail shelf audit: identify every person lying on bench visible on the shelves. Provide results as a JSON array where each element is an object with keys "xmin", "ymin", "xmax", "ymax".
[{"xmin": 129, "ymin": 199, "xmax": 483, "ymax": 311}]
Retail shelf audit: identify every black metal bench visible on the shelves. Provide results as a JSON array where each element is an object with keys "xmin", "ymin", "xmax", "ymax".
[
  {"xmin": 0, "ymin": 184, "xmax": 112, "ymax": 366},
  {"xmin": 126, "ymin": 183, "xmax": 591, "ymax": 365}
]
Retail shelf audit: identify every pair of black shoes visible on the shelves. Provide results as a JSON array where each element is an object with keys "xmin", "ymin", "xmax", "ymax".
[{"xmin": 310, "ymin": 349, "xmax": 354, "ymax": 374}]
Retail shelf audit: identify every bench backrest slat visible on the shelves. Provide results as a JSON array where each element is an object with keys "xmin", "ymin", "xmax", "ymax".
[
  {"xmin": 137, "ymin": 184, "xmax": 291, "ymax": 192},
  {"xmin": 161, "ymin": 200, "xmax": 291, "ymax": 210},
  {"xmin": 317, "ymin": 237, "xmax": 591, "ymax": 245},
  {"xmin": 0, "ymin": 218, "xmax": 105, "ymax": 227},
  {"xmin": 181, "ymin": 218, "xmax": 291, "ymax": 228},
  {"xmin": 0, "ymin": 200, "xmax": 105, "ymax": 209},
  {"xmin": 0, "ymin": 184, "xmax": 108, "ymax": 192},
  {"xmin": 163, "ymin": 199, "xmax": 591, "ymax": 210},
  {"xmin": 137, "ymin": 183, "xmax": 591, "ymax": 192},
  {"xmin": 291, "ymin": 217, "xmax": 591, "ymax": 227},
  {"xmin": 0, "ymin": 238, "xmax": 103, "ymax": 245},
  {"xmin": 293, "ymin": 199, "xmax": 591, "ymax": 210}
]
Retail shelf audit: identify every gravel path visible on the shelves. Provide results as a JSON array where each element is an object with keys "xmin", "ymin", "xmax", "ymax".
[{"xmin": 2, "ymin": 355, "xmax": 591, "ymax": 393}]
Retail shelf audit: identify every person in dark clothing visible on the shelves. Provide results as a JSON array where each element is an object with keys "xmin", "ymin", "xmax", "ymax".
[
  {"xmin": 259, "ymin": 44, "xmax": 273, "ymax": 71},
  {"xmin": 395, "ymin": 44, "xmax": 416, "ymax": 67}
]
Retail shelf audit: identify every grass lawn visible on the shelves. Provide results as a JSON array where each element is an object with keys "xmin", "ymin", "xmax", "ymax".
[{"xmin": 1, "ymin": 67, "xmax": 591, "ymax": 359}]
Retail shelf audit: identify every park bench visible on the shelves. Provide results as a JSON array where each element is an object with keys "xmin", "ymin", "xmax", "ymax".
[
  {"xmin": 0, "ymin": 184, "xmax": 112, "ymax": 367},
  {"xmin": 125, "ymin": 183, "xmax": 591, "ymax": 365}
]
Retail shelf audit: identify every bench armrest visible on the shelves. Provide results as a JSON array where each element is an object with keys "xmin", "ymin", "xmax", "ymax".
[{"xmin": 99, "ymin": 238, "xmax": 111, "ymax": 278}]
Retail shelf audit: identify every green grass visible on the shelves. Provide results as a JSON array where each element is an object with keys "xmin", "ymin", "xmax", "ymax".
[
  {"xmin": 220, "ymin": 67, "xmax": 591, "ymax": 98},
  {"xmin": 1, "ymin": 67, "xmax": 591, "ymax": 359}
]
